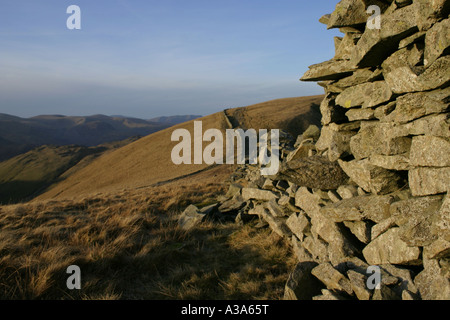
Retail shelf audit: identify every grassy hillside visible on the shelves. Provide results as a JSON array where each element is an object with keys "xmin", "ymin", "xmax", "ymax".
[
  {"xmin": 226, "ymin": 95, "xmax": 323, "ymax": 137},
  {"xmin": 35, "ymin": 95, "xmax": 323, "ymax": 202},
  {"xmin": 0, "ymin": 181, "xmax": 296, "ymax": 299},
  {"xmin": 0, "ymin": 137, "xmax": 142, "ymax": 204},
  {"xmin": 0, "ymin": 145, "xmax": 100, "ymax": 204},
  {"xmin": 35, "ymin": 112, "xmax": 229, "ymax": 201}
]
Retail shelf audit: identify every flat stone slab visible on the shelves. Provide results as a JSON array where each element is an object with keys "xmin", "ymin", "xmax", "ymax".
[
  {"xmin": 278, "ymin": 155, "xmax": 349, "ymax": 190},
  {"xmin": 320, "ymin": 194, "xmax": 394, "ymax": 223},
  {"xmin": 410, "ymin": 136, "xmax": 450, "ymax": 167},
  {"xmin": 241, "ymin": 188, "xmax": 278, "ymax": 201},
  {"xmin": 362, "ymin": 228, "xmax": 421, "ymax": 266},
  {"xmin": 338, "ymin": 159, "xmax": 403, "ymax": 195},
  {"xmin": 409, "ymin": 167, "xmax": 450, "ymax": 196}
]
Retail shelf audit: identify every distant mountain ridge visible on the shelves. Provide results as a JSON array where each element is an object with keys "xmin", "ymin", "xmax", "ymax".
[
  {"xmin": 0, "ymin": 113, "xmax": 201, "ymax": 161},
  {"xmin": 148, "ymin": 115, "xmax": 202, "ymax": 124}
]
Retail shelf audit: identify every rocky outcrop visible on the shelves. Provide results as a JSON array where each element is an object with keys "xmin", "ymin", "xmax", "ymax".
[
  {"xmin": 297, "ymin": 0, "xmax": 449, "ymax": 300},
  {"xmin": 179, "ymin": 0, "xmax": 450, "ymax": 300}
]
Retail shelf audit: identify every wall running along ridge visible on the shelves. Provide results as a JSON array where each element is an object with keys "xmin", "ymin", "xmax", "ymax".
[{"xmin": 178, "ymin": 0, "xmax": 450, "ymax": 300}]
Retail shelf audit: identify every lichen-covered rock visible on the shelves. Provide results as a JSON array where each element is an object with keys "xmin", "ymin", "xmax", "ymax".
[
  {"xmin": 390, "ymin": 195, "xmax": 443, "ymax": 227},
  {"xmin": 218, "ymin": 194, "xmax": 246, "ymax": 214},
  {"xmin": 278, "ymin": 155, "xmax": 349, "ymax": 190},
  {"xmin": 294, "ymin": 186, "xmax": 326, "ymax": 218},
  {"xmin": 284, "ymin": 261, "xmax": 322, "ymax": 300},
  {"xmin": 362, "ymin": 228, "xmax": 422, "ymax": 265},
  {"xmin": 311, "ymin": 263, "xmax": 353, "ymax": 296},
  {"xmin": 310, "ymin": 215, "xmax": 360, "ymax": 264},
  {"xmin": 315, "ymin": 125, "xmax": 356, "ymax": 161},
  {"xmin": 336, "ymin": 185, "xmax": 358, "ymax": 199},
  {"xmin": 286, "ymin": 139, "xmax": 316, "ymax": 162},
  {"xmin": 344, "ymin": 220, "xmax": 371, "ymax": 243},
  {"xmin": 415, "ymin": 259, "xmax": 450, "ymax": 300},
  {"xmin": 431, "ymin": 194, "xmax": 450, "ymax": 242},
  {"xmin": 251, "ymin": 205, "xmax": 292, "ymax": 238},
  {"xmin": 414, "ymin": 0, "xmax": 450, "ymax": 31},
  {"xmin": 383, "ymin": 51, "xmax": 450, "ymax": 94},
  {"xmin": 338, "ymin": 159, "xmax": 403, "ymax": 195},
  {"xmin": 319, "ymin": 93, "xmax": 347, "ymax": 126},
  {"xmin": 286, "ymin": 211, "xmax": 310, "ymax": 239},
  {"xmin": 379, "ymin": 3, "xmax": 418, "ymax": 40},
  {"xmin": 410, "ymin": 136, "xmax": 450, "ymax": 167},
  {"xmin": 371, "ymin": 283, "xmax": 401, "ymax": 300},
  {"xmin": 345, "ymin": 108, "xmax": 376, "ymax": 121},
  {"xmin": 424, "ymin": 239, "xmax": 450, "ymax": 260},
  {"xmin": 347, "ymin": 270, "xmax": 372, "ymax": 300},
  {"xmin": 391, "ymin": 196, "xmax": 442, "ymax": 246},
  {"xmin": 350, "ymin": 4, "xmax": 418, "ymax": 68},
  {"xmin": 425, "ymin": 18, "xmax": 450, "ymax": 66},
  {"xmin": 326, "ymin": 0, "xmax": 368, "ymax": 29},
  {"xmin": 383, "ymin": 88, "xmax": 450, "ymax": 124},
  {"xmin": 301, "ymin": 235, "xmax": 330, "ymax": 263},
  {"xmin": 405, "ymin": 113, "xmax": 450, "ymax": 138},
  {"xmin": 409, "ymin": 167, "xmax": 450, "ymax": 196},
  {"xmin": 178, "ymin": 205, "xmax": 206, "ymax": 231},
  {"xmin": 398, "ymin": 31, "xmax": 426, "ymax": 49},
  {"xmin": 349, "ymin": 121, "xmax": 411, "ymax": 160},
  {"xmin": 301, "ymin": 59, "xmax": 355, "ymax": 82},
  {"xmin": 320, "ymin": 194, "xmax": 394, "ymax": 223},
  {"xmin": 333, "ymin": 68, "xmax": 383, "ymax": 89},
  {"xmin": 241, "ymin": 188, "xmax": 278, "ymax": 201},
  {"xmin": 334, "ymin": 32, "xmax": 361, "ymax": 60},
  {"xmin": 380, "ymin": 264, "xmax": 419, "ymax": 298},
  {"xmin": 266, "ymin": 199, "xmax": 289, "ymax": 217},
  {"xmin": 369, "ymin": 153, "xmax": 410, "ymax": 171},
  {"xmin": 312, "ymin": 289, "xmax": 348, "ymax": 300},
  {"xmin": 371, "ymin": 217, "xmax": 397, "ymax": 241},
  {"xmin": 295, "ymin": 187, "xmax": 361, "ymax": 262},
  {"xmin": 278, "ymin": 0, "xmax": 450, "ymax": 300},
  {"xmin": 335, "ymin": 81, "xmax": 393, "ymax": 109},
  {"xmin": 291, "ymin": 235, "xmax": 315, "ymax": 262},
  {"xmin": 300, "ymin": 124, "xmax": 322, "ymax": 142}
]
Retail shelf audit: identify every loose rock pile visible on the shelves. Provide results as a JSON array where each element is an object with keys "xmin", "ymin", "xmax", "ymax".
[{"xmin": 179, "ymin": 0, "xmax": 449, "ymax": 300}]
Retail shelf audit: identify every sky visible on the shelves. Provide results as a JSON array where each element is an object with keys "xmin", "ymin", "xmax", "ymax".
[{"xmin": 0, "ymin": 0, "xmax": 341, "ymax": 119}]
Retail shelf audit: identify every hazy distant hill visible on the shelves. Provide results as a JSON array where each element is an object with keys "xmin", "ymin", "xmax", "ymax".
[
  {"xmin": 148, "ymin": 115, "xmax": 202, "ymax": 124},
  {"xmin": 0, "ymin": 113, "xmax": 201, "ymax": 161}
]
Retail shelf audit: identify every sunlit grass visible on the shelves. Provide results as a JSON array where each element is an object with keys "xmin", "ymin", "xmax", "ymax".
[{"xmin": 0, "ymin": 182, "xmax": 296, "ymax": 300}]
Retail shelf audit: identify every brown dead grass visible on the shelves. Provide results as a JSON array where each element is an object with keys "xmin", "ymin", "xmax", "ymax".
[
  {"xmin": 34, "ymin": 112, "xmax": 231, "ymax": 202},
  {"xmin": 0, "ymin": 181, "xmax": 296, "ymax": 300},
  {"xmin": 227, "ymin": 95, "xmax": 323, "ymax": 138}
]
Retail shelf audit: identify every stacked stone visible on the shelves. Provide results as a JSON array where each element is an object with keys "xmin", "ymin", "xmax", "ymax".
[
  {"xmin": 304, "ymin": 0, "xmax": 450, "ymax": 198},
  {"xmin": 289, "ymin": 0, "xmax": 449, "ymax": 300},
  {"xmin": 178, "ymin": 0, "xmax": 449, "ymax": 300}
]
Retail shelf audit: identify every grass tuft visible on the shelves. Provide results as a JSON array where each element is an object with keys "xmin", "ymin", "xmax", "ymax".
[{"xmin": 0, "ymin": 182, "xmax": 296, "ymax": 300}]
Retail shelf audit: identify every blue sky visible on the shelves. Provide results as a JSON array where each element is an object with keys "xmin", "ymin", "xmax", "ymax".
[{"xmin": 0, "ymin": 0, "xmax": 341, "ymax": 119}]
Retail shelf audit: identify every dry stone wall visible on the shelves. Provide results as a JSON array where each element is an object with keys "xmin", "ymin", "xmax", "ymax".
[{"xmin": 178, "ymin": 0, "xmax": 449, "ymax": 300}]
